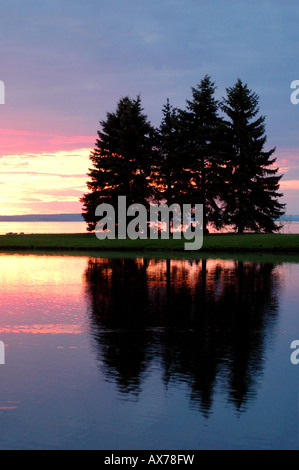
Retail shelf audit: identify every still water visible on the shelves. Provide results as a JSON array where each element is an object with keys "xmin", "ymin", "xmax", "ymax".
[
  {"xmin": 0, "ymin": 220, "xmax": 298, "ymax": 234},
  {"xmin": 0, "ymin": 253, "xmax": 298, "ymax": 450}
]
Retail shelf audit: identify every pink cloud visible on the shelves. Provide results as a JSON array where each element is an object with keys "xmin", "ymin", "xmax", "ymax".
[
  {"xmin": 0, "ymin": 128, "xmax": 94, "ymax": 155},
  {"xmin": 280, "ymin": 180, "xmax": 299, "ymax": 190}
]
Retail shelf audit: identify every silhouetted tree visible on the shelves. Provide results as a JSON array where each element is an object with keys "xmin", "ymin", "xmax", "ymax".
[
  {"xmin": 154, "ymin": 99, "xmax": 183, "ymax": 206},
  {"xmin": 179, "ymin": 75, "xmax": 226, "ymax": 232},
  {"xmin": 221, "ymin": 79, "xmax": 285, "ymax": 233},
  {"xmin": 81, "ymin": 95, "xmax": 155, "ymax": 232},
  {"xmin": 81, "ymin": 78, "xmax": 285, "ymax": 235}
]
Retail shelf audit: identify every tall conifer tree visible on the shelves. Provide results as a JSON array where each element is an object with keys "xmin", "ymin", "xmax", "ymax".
[
  {"xmin": 221, "ymin": 79, "xmax": 285, "ymax": 233},
  {"xmin": 179, "ymin": 75, "xmax": 225, "ymax": 232},
  {"xmin": 81, "ymin": 95, "xmax": 154, "ymax": 231},
  {"xmin": 154, "ymin": 99, "xmax": 185, "ymax": 205}
]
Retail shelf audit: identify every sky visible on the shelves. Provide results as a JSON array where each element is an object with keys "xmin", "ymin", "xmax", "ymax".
[{"xmin": 0, "ymin": 0, "xmax": 299, "ymax": 215}]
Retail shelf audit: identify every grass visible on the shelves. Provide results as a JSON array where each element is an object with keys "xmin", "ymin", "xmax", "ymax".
[{"xmin": 1, "ymin": 232, "xmax": 299, "ymax": 255}]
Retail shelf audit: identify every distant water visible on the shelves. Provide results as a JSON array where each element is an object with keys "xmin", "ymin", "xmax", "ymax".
[
  {"xmin": 0, "ymin": 221, "xmax": 87, "ymax": 235},
  {"xmin": 0, "ymin": 220, "xmax": 298, "ymax": 235},
  {"xmin": 279, "ymin": 221, "xmax": 299, "ymax": 234}
]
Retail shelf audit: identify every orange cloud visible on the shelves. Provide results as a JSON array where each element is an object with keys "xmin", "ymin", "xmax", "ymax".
[
  {"xmin": 280, "ymin": 180, "xmax": 299, "ymax": 190},
  {"xmin": 0, "ymin": 148, "xmax": 91, "ymax": 215},
  {"xmin": 0, "ymin": 128, "xmax": 94, "ymax": 155}
]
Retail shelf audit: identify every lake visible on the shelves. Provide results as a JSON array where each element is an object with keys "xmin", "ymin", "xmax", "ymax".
[
  {"xmin": 0, "ymin": 252, "xmax": 298, "ymax": 450},
  {"xmin": 0, "ymin": 220, "xmax": 298, "ymax": 235}
]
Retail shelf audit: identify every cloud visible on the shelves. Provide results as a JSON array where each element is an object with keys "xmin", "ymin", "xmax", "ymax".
[
  {"xmin": 0, "ymin": 147, "xmax": 90, "ymax": 214},
  {"xmin": 280, "ymin": 180, "xmax": 299, "ymax": 190},
  {"xmin": 0, "ymin": 171, "xmax": 87, "ymax": 178}
]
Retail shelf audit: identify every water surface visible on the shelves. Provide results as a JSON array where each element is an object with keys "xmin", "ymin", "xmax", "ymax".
[
  {"xmin": 0, "ymin": 220, "xmax": 298, "ymax": 234},
  {"xmin": 0, "ymin": 253, "xmax": 298, "ymax": 449}
]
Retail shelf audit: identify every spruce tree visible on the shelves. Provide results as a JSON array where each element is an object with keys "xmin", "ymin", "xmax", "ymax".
[
  {"xmin": 154, "ymin": 99, "xmax": 184, "ymax": 205},
  {"xmin": 152, "ymin": 99, "xmax": 193, "ymax": 234},
  {"xmin": 81, "ymin": 95, "xmax": 155, "ymax": 232},
  {"xmin": 179, "ymin": 75, "xmax": 225, "ymax": 232},
  {"xmin": 221, "ymin": 79, "xmax": 285, "ymax": 233}
]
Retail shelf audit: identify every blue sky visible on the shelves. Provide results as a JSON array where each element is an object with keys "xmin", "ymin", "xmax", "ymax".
[{"xmin": 0, "ymin": 0, "xmax": 299, "ymax": 214}]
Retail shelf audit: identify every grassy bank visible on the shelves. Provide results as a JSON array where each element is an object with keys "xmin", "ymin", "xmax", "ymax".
[{"xmin": 1, "ymin": 232, "xmax": 299, "ymax": 254}]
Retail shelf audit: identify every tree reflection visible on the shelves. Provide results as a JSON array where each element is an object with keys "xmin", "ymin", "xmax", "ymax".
[{"xmin": 84, "ymin": 256, "xmax": 281, "ymax": 414}]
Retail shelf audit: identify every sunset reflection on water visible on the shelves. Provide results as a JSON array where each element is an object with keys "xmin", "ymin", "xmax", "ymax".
[{"xmin": 0, "ymin": 254, "xmax": 87, "ymax": 335}]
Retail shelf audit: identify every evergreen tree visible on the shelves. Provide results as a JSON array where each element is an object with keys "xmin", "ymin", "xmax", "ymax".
[
  {"xmin": 221, "ymin": 79, "xmax": 285, "ymax": 233},
  {"xmin": 151, "ymin": 99, "xmax": 192, "ymax": 234},
  {"xmin": 81, "ymin": 95, "xmax": 155, "ymax": 232},
  {"xmin": 179, "ymin": 75, "xmax": 225, "ymax": 232}
]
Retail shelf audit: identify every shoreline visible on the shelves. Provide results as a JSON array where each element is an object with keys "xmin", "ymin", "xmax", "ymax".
[{"xmin": 1, "ymin": 232, "xmax": 299, "ymax": 255}]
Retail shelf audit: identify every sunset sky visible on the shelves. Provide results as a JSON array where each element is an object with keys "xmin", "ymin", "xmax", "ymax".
[{"xmin": 1, "ymin": 0, "xmax": 299, "ymax": 215}]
